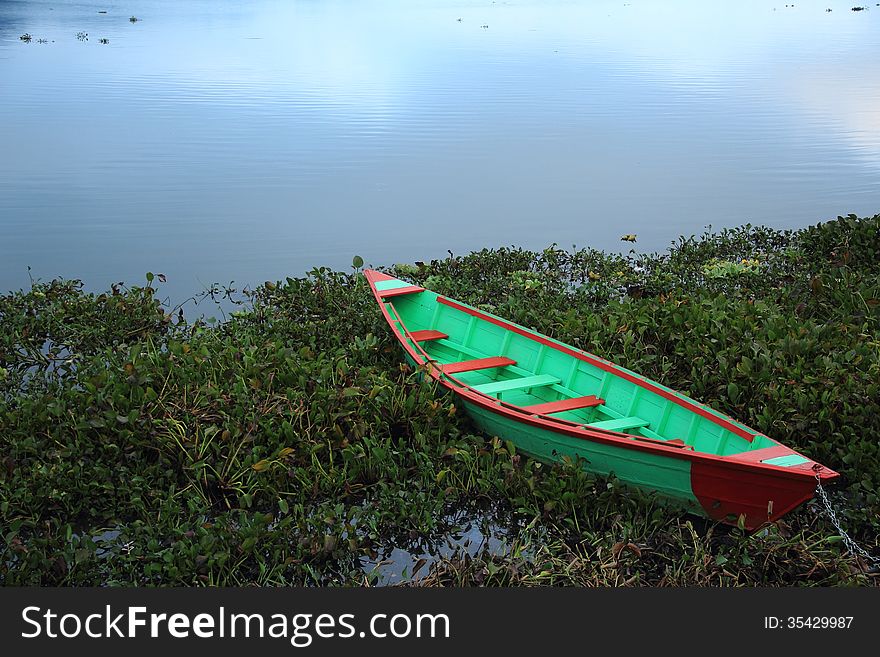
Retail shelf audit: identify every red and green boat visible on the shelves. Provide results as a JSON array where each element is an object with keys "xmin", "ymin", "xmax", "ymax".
[{"xmin": 364, "ymin": 269, "xmax": 839, "ymax": 531}]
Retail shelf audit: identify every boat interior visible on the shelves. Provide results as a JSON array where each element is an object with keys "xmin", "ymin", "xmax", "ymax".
[{"xmin": 375, "ymin": 278, "xmax": 798, "ymax": 463}]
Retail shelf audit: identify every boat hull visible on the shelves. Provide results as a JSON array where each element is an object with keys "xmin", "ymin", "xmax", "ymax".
[
  {"xmin": 461, "ymin": 396, "xmax": 820, "ymax": 530},
  {"xmin": 461, "ymin": 398, "xmax": 702, "ymax": 514},
  {"xmin": 368, "ymin": 269, "xmax": 838, "ymax": 532}
]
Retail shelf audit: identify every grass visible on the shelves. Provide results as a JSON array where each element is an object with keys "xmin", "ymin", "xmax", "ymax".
[{"xmin": 1, "ymin": 214, "xmax": 878, "ymax": 586}]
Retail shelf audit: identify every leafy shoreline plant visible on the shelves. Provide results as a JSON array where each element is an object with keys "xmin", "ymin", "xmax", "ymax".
[{"xmin": 1, "ymin": 214, "xmax": 878, "ymax": 586}]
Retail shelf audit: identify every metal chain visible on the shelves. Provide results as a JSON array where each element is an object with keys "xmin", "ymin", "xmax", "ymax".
[{"xmin": 813, "ymin": 471, "xmax": 880, "ymax": 569}]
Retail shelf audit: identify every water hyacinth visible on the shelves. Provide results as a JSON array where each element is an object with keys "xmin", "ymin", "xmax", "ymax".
[{"xmin": 1, "ymin": 214, "xmax": 878, "ymax": 586}]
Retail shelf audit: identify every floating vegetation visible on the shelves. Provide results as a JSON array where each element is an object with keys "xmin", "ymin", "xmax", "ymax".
[
  {"xmin": 702, "ymin": 257, "xmax": 761, "ymax": 279},
  {"xmin": 1, "ymin": 215, "xmax": 879, "ymax": 586}
]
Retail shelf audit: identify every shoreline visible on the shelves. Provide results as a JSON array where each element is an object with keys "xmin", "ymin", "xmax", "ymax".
[{"xmin": 2, "ymin": 214, "xmax": 878, "ymax": 586}]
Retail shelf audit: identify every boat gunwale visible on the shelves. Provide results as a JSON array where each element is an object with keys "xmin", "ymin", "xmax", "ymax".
[
  {"xmin": 437, "ymin": 296, "xmax": 759, "ymax": 442},
  {"xmin": 364, "ymin": 270, "xmax": 839, "ymax": 485}
]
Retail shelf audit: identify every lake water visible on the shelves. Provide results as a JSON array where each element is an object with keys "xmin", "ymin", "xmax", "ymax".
[{"xmin": 2, "ymin": 0, "xmax": 879, "ymax": 302}]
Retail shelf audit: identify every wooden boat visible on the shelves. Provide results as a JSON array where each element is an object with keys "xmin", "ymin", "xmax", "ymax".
[{"xmin": 364, "ymin": 269, "xmax": 840, "ymax": 531}]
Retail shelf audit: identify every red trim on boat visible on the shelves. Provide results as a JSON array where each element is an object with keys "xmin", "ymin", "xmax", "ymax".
[
  {"xmin": 456, "ymin": 380, "xmax": 837, "ymax": 482},
  {"xmin": 363, "ymin": 272, "xmax": 840, "ymax": 495},
  {"xmin": 520, "ymin": 395, "xmax": 605, "ymax": 415},
  {"xmin": 363, "ymin": 269, "xmax": 396, "ymax": 283},
  {"xmin": 410, "ymin": 329, "xmax": 448, "ymax": 342},
  {"xmin": 691, "ymin": 459, "xmax": 819, "ymax": 530},
  {"xmin": 380, "ymin": 285, "xmax": 426, "ymax": 298},
  {"xmin": 632, "ymin": 435, "xmax": 693, "ymax": 450},
  {"xmin": 437, "ymin": 296, "xmax": 758, "ymax": 443},
  {"xmin": 723, "ymin": 445, "xmax": 793, "ymax": 464},
  {"xmin": 440, "ymin": 356, "xmax": 516, "ymax": 374}
]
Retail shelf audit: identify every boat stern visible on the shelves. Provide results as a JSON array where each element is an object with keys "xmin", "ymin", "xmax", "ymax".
[{"xmin": 692, "ymin": 446, "xmax": 840, "ymax": 531}]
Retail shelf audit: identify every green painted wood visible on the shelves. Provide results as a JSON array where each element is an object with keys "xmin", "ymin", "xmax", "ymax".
[
  {"xmin": 374, "ymin": 278, "xmax": 410, "ymax": 291},
  {"xmin": 463, "ymin": 316, "xmax": 478, "ymax": 348},
  {"xmin": 627, "ymin": 388, "xmax": 643, "ymax": 415},
  {"xmin": 499, "ymin": 331, "xmax": 513, "ymax": 357},
  {"xmin": 657, "ymin": 402, "xmax": 673, "ymax": 435},
  {"xmin": 598, "ymin": 371, "xmax": 613, "ymax": 399},
  {"xmin": 473, "ymin": 374, "xmax": 560, "ymax": 395},
  {"xmin": 635, "ymin": 425, "xmax": 667, "ymax": 441},
  {"xmin": 762, "ymin": 454, "xmax": 811, "ymax": 467},
  {"xmin": 429, "ymin": 301, "xmax": 443, "ymax": 330},
  {"xmin": 587, "ymin": 416, "xmax": 651, "ymax": 432},
  {"xmin": 534, "ymin": 344, "xmax": 548, "ymax": 372},
  {"xmin": 462, "ymin": 400, "xmax": 699, "ymax": 508},
  {"xmin": 594, "ymin": 404, "xmax": 622, "ymax": 420},
  {"xmin": 390, "ymin": 289, "xmax": 768, "ymax": 459},
  {"xmin": 564, "ymin": 359, "xmax": 579, "ymax": 388},
  {"xmin": 434, "ymin": 338, "xmax": 483, "ymax": 359}
]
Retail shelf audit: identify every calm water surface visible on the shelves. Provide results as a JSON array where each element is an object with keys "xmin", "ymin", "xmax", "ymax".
[{"xmin": 2, "ymin": 0, "xmax": 879, "ymax": 301}]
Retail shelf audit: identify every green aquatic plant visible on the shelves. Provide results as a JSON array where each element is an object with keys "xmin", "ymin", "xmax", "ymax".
[
  {"xmin": 1, "ymin": 215, "xmax": 878, "ymax": 586},
  {"xmin": 702, "ymin": 257, "xmax": 761, "ymax": 279}
]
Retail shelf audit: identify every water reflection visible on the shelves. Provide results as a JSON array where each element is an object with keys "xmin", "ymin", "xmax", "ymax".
[
  {"xmin": 1, "ymin": 0, "xmax": 878, "ymax": 303},
  {"xmin": 361, "ymin": 506, "xmax": 521, "ymax": 586}
]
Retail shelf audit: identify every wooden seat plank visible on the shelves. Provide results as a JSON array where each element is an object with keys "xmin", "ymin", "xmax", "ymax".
[
  {"xmin": 587, "ymin": 416, "xmax": 651, "ymax": 432},
  {"xmin": 410, "ymin": 330, "xmax": 448, "ymax": 342},
  {"xmin": 473, "ymin": 374, "xmax": 561, "ymax": 396},
  {"xmin": 632, "ymin": 436, "xmax": 693, "ymax": 449},
  {"xmin": 520, "ymin": 395, "xmax": 605, "ymax": 415},
  {"xmin": 380, "ymin": 285, "xmax": 425, "ymax": 298},
  {"xmin": 441, "ymin": 357, "xmax": 516, "ymax": 374}
]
